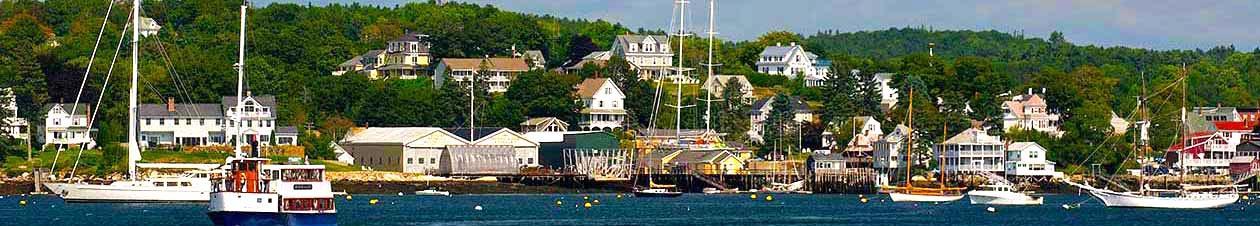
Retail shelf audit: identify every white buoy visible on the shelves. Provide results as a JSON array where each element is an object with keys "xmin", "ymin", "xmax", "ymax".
[
  {"xmin": 474, "ymin": 205, "xmax": 484, "ymax": 211},
  {"xmin": 1061, "ymin": 204, "xmax": 1071, "ymax": 210},
  {"xmin": 398, "ymin": 192, "xmax": 404, "ymax": 196},
  {"xmin": 986, "ymin": 207, "xmax": 996, "ymax": 213}
]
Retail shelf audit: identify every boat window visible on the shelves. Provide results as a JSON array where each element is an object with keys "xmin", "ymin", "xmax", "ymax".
[
  {"xmin": 154, "ymin": 182, "xmax": 164, "ymax": 187},
  {"xmin": 281, "ymin": 169, "xmax": 324, "ymax": 182},
  {"xmin": 166, "ymin": 182, "xmax": 179, "ymax": 187},
  {"xmin": 181, "ymin": 182, "xmax": 192, "ymax": 187}
]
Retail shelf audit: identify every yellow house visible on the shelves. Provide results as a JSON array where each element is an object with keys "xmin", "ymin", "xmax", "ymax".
[{"xmin": 667, "ymin": 150, "xmax": 745, "ymax": 175}]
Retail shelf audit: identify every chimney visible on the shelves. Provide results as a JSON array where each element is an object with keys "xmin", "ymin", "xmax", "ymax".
[
  {"xmin": 776, "ymin": 42, "xmax": 782, "ymax": 46},
  {"xmin": 166, "ymin": 97, "xmax": 176, "ymax": 112},
  {"xmin": 790, "ymin": 42, "xmax": 796, "ymax": 46},
  {"xmin": 1027, "ymin": 88, "xmax": 1033, "ymax": 96},
  {"xmin": 1041, "ymin": 87, "xmax": 1046, "ymax": 94}
]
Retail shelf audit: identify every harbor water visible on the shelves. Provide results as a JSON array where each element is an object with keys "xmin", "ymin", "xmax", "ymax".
[{"xmin": 2, "ymin": 194, "xmax": 1258, "ymax": 225}]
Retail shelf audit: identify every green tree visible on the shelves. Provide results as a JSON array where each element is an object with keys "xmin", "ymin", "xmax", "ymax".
[{"xmin": 716, "ymin": 79, "xmax": 749, "ymax": 143}]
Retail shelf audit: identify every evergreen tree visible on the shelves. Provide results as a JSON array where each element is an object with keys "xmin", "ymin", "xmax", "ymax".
[
  {"xmin": 717, "ymin": 79, "xmax": 749, "ymax": 143},
  {"xmin": 854, "ymin": 69, "xmax": 883, "ymax": 116}
]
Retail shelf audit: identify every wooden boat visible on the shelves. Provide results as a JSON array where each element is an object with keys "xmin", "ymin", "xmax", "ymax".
[{"xmin": 887, "ymin": 87, "xmax": 967, "ymax": 202}]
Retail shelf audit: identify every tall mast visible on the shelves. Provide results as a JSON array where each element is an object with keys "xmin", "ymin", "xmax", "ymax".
[
  {"xmin": 671, "ymin": 0, "xmax": 691, "ymax": 145},
  {"xmin": 904, "ymin": 87, "xmax": 914, "ymax": 188},
  {"xmin": 700, "ymin": 0, "xmax": 720, "ymax": 132},
  {"xmin": 233, "ymin": 0, "xmax": 247, "ymax": 157},
  {"xmin": 127, "ymin": 0, "xmax": 141, "ymax": 179},
  {"xmin": 1179, "ymin": 63, "xmax": 1187, "ymax": 184},
  {"xmin": 940, "ymin": 122, "xmax": 946, "ymax": 189}
]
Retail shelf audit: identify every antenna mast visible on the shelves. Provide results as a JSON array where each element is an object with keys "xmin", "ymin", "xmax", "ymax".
[{"xmin": 233, "ymin": 0, "xmax": 248, "ymax": 157}]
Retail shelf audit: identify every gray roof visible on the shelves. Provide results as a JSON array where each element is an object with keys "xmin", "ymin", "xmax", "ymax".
[
  {"xmin": 276, "ymin": 126, "xmax": 299, "ymax": 135},
  {"xmin": 138, "ymin": 103, "xmax": 224, "ymax": 118},
  {"xmin": 338, "ymin": 56, "xmax": 364, "ymax": 67},
  {"xmin": 750, "ymin": 96, "xmax": 811, "ymax": 114},
  {"xmin": 813, "ymin": 153, "xmax": 845, "ymax": 161},
  {"xmin": 615, "ymin": 35, "xmax": 670, "ymax": 53},
  {"xmin": 43, "ymin": 103, "xmax": 90, "ymax": 115},
  {"xmin": 1193, "ymin": 107, "xmax": 1238, "ymax": 117},
  {"xmin": 363, "ymin": 50, "xmax": 385, "ymax": 57},
  {"xmin": 222, "ymin": 95, "xmax": 276, "ymax": 108},
  {"xmin": 759, "ymin": 46, "xmax": 798, "ymax": 57},
  {"xmin": 443, "ymin": 127, "xmax": 506, "ymax": 141},
  {"xmin": 392, "ymin": 32, "xmax": 428, "ymax": 42}
]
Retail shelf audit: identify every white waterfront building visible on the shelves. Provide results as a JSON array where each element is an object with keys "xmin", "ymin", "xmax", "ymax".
[
  {"xmin": 937, "ymin": 128, "xmax": 1006, "ymax": 174},
  {"xmin": 575, "ymin": 78, "xmax": 626, "ymax": 131},
  {"xmin": 139, "ymin": 98, "xmax": 226, "ymax": 147},
  {"xmin": 223, "ymin": 95, "xmax": 278, "ymax": 146},
  {"xmin": 1004, "ymin": 142, "xmax": 1061, "ymax": 177},
  {"xmin": 42, "ymin": 103, "xmax": 94, "ymax": 148}
]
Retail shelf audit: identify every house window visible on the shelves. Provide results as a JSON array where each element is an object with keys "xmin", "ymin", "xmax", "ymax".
[
  {"xmin": 629, "ymin": 43, "xmax": 639, "ymax": 52},
  {"xmin": 407, "ymin": 158, "xmax": 413, "ymax": 164},
  {"xmin": 660, "ymin": 44, "xmax": 668, "ymax": 52},
  {"xmin": 200, "ymin": 119, "xmax": 205, "ymax": 125},
  {"xmin": 430, "ymin": 158, "xmax": 437, "ymax": 164},
  {"xmin": 645, "ymin": 43, "xmax": 654, "ymax": 52},
  {"xmin": 145, "ymin": 119, "xmax": 151, "ymax": 125},
  {"xmin": 174, "ymin": 118, "xmax": 180, "ymax": 125},
  {"xmin": 159, "ymin": 119, "xmax": 165, "ymax": 125},
  {"xmin": 185, "ymin": 119, "xmax": 191, "ymax": 125},
  {"xmin": 216, "ymin": 119, "xmax": 222, "ymax": 125}
]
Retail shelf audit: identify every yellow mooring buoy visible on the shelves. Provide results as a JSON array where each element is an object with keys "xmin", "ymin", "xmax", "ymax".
[
  {"xmin": 369, "ymin": 198, "xmax": 379, "ymax": 205},
  {"xmin": 860, "ymin": 197, "xmax": 869, "ymax": 203},
  {"xmin": 750, "ymin": 194, "xmax": 758, "ymax": 200},
  {"xmin": 584, "ymin": 202, "xmax": 593, "ymax": 208},
  {"xmin": 765, "ymin": 195, "xmax": 774, "ymax": 201},
  {"xmin": 346, "ymin": 195, "xmax": 353, "ymax": 201},
  {"xmin": 19, "ymin": 200, "xmax": 28, "ymax": 206},
  {"xmin": 556, "ymin": 200, "xmax": 563, "ymax": 206},
  {"xmin": 616, "ymin": 194, "xmax": 624, "ymax": 199}
]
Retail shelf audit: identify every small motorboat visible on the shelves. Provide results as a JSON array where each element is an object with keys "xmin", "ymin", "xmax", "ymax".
[
  {"xmin": 633, "ymin": 188, "xmax": 683, "ymax": 197},
  {"xmin": 415, "ymin": 189, "xmax": 451, "ymax": 196},
  {"xmin": 968, "ymin": 184, "xmax": 1043, "ymax": 205}
]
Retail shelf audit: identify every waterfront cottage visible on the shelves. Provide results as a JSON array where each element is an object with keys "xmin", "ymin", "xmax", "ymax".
[
  {"xmin": 275, "ymin": 126, "xmax": 299, "ymax": 146},
  {"xmin": 41, "ymin": 103, "xmax": 93, "ymax": 149},
  {"xmin": 668, "ymin": 150, "xmax": 743, "ymax": 175},
  {"xmin": 575, "ymin": 78, "xmax": 627, "ymax": 131},
  {"xmin": 1004, "ymin": 142, "xmax": 1060, "ymax": 178},
  {"xmin": 937, "ymin": 128, "xmax": 1006, "ymax": 175},
  {"xmin": 811, "ymin": 153, "xmax": 847, "ymax": 175},
  {"xmin": 873, "ymin": 124, "xmax": 910, "ymax": 186},
  {"xmin": 434, "ymin": 57, "xmax": 530, "ymax": 93}
]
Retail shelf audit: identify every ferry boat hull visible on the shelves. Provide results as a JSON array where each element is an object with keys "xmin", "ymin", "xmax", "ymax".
[
  {"xmin": 207, "ymin": 211, "xmax": 336, "ymax": 226},
  {"xmin": 44, "ymin": 181, "xmax": 211, "ymax": 202},
  {"xmin": 889, "ymin": 192, "xmax": 965, "ymax": 202},
  {"xmin": 967, "ymin": 190, "xmax": 1043, "ymax": 205},
  {"xmin": 1087, "ymin": 189, "xmax": 1238, "ymax": 209}
]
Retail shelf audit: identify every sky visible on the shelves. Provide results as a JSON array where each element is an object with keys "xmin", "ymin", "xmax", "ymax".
[{"xmin": 254, "ymin": 0, "xmax": 1260, "ymax": 50}]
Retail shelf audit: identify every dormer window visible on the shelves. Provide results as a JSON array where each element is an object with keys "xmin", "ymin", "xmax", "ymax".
[
  {"xmin": 629, "ymin": 43, "xmax": 639, "ymax": 52},
  {"xmin": 644, "ymin": 43, "xmax": 655, "ymax": 52},
  {"xmin": 660, "ymin": 44, "xmax": 669, "ymax": 52}
]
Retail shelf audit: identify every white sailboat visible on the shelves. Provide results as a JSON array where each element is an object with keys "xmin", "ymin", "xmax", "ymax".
[
  {"xmin": 1060, "ymin": 66, "xmax": 1239, "ymax": 209},
  {"xmin": 44, "ymin": 0, "xmax": 221, "ymax": 203}
]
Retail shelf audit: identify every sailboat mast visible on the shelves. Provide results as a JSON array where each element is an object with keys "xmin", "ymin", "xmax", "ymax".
[
  {"xmin": 233, "ymin": 1, "xmax": 247, "ymax": 157},
  {"xmin": 904, "ymin": 87, "xmax": 914, "ymax": 188},
  {"xmin": 674, "ymin": 0, "xmax": 687, "ymax": 144},
  {"xmin": 127, "ymin": 0, "xmax": 141, "ymax": 179},
  {"xmin": 940, "ymin": 122, "xmax": 946, "ymax": 189},
  {"xmin": 702, "ymin": 0, "xmax": 715, "ymax": 132}
]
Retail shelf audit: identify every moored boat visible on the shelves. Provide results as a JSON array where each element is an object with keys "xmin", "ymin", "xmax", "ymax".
[
  {"xmin": 415, "ymin": 189, "xmax": 451, "ymax": 196},
  {"xmin": 967, "ymin": 184, "xmax": 1043, "ymax": 205}
]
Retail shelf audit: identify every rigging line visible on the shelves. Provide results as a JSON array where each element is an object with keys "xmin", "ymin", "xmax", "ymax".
[
  {"xmin": 142, "ymin": 79, "xmax": 166, "ymax": 100},
  {"xmin": 153, "ymin": 34, "xmax": 200, "ymax": 116},
  {"xmin": 1068, "ymin": 73, "xmax": 1188, "ymax": 176},
  {"xmin": 144, "ymin": 10, "xmax": 199, "ymax": 117},
  {"xmin": 52, "ymin": 0, "xmax": 118, "ymax": 179},
  {"xmin": 72, "ymin": 19, "xmax": 131, "ymax": 179}
]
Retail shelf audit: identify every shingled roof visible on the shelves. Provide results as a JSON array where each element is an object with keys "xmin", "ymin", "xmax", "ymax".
[
  {"xmin": 575, "ymin": 78, "xmax": 611, "ymax": 98},
  {"xmin": 440, "ymin": 58, "xmax": 530, "ymax": 71},
  {"xmin": 138, "ymin": 103, "xmax": 223, "ymax": 118}
]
